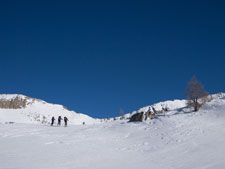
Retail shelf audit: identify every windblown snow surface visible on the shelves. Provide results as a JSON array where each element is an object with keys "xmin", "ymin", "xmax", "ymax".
[{"xmin": 0, "ymin": 93, "xmax": 225, "ymax": 169}]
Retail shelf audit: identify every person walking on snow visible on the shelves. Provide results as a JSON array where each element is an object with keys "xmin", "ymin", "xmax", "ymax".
[
  {"xmin": 57, "ymin": 116, "xmax": 62, "ymax": 126},
  {"xmin": 64, "ymin": 116, "xmax": 68, "ymax": 127},
  {"xmin": 51, "ymin": 116, "xmax": 55, "ymax": 126}
]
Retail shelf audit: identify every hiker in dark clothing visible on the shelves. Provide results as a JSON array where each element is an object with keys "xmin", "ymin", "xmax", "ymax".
[
  {"xmin": 57, "ymin": 116, "xmax": 62, "ymax": 126},
  {"xmin": 51, "ymin": 116, "xmax": 55, "ymax": 126},
  {"xmin": 64, "ymin": 117, "xmax": 68, "ymax": 127}
]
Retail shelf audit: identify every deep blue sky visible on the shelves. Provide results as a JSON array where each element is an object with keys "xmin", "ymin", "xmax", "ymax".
[{"xmin": 0, "ymin": 0, "xmax": 225, "ymax": 118}]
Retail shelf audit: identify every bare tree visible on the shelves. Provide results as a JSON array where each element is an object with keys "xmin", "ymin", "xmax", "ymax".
[
  {"xmin": 120, "ymin": 109, "xmax": 125, "ymax": 119},
  {"xmin": 186, "ymin": 76, "xmax": 209, "ymax": 112}
]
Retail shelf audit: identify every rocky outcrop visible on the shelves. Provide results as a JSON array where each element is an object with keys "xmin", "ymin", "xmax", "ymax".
[
  {"xmin": 0, "ymin": 96, "xmax": 27, "ymax": 109},
  {"xmin": 129, "ymin": 112, "xmax": 145, "ymax": 122}
]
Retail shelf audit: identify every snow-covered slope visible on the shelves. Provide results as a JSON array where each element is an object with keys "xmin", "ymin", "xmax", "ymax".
[
  {"xmin": 0, "ymin": 94, "xmax": 99, "ymax": 125},
  {"xmin": 117, "ymin": 93, "xmax": 223, "ymax": 120},
  {"xmin": 0, "ymin": 93, "xmax": 225, "ymax": 169}
]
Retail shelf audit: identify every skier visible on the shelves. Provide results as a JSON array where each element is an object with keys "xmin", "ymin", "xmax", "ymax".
[
  {"xmin": 51, "ymin": 116, "xmax": 55, "ymax": 126},
  {"xmin": 57, "ymin": 116, "xmax": 62, "ymax": 126},
  {"xmin": 64, "ymin": 116, "xmax": 68, "ymax": 127}
]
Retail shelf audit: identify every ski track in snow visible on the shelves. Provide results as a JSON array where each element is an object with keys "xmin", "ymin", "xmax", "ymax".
[
  {"xmin": 0, "ymin": 113, "xmax": 225, "ymax": 169},
  {"xmin": 0, "ymin": 94, "xmax": 225, "ymax": 169}
]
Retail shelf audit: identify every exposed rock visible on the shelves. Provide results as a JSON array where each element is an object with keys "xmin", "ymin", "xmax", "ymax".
[
  {"xmin": 63, "ymin": 106, "xmax": 68, "ymax": 110},
  {"xmin": 129, "ymin": 112, "xmax": 145, "ymax": 122},
  {"xmin": 129, "ymin": 107, "xmax": 157, "ymax": 122},
  {"xmin": 0, "ymin": 96, "xmax": 27, "ymax": 109}
]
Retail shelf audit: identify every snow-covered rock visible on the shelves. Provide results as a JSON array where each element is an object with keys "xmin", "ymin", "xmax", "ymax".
[{"xmin": 116, "ymin": 93, "xmax": 225, "ymax": 121}]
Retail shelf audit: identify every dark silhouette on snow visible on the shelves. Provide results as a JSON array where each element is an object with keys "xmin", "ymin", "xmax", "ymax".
[
  {"xmin": 57, "ymin": 116, "xmax": 62, "ymax": 126},
  {"xmin": 64, "ymin": 117, "xmax": 68, "ymax": 127},
  {"xmin": 51, "ymin": 116, "xmax": 55, "ymax": 126}
]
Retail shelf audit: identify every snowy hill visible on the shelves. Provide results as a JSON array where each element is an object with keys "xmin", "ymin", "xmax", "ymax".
[
  {"xmin": 0, "ymin": 93, "xmax": 225, "ymax": 169},
  {"xmin": 0, "ymin": 94, "xmax": 99, "ymax": 125},
  {"xmin": 111, "ymin": 93, "xmax": 224, "ymax": 121}
]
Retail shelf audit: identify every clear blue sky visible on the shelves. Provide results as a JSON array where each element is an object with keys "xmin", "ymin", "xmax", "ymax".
[{"xmin": 0, "ymin": 0, "xmax": 225, "ymax": 118}]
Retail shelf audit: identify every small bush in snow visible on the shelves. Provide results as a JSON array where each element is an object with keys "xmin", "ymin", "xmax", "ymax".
[{"xmin": 120, "ymin": 109, "xmax": 125, "ymax": 120}]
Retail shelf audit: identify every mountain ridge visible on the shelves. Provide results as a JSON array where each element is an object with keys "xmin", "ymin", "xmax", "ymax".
[
  {"xmin": 0, "ymin": 93, "xmax": 224, "ymax": 124},
  {"xmin": 0, "ymin": 94, "xmax": 100, "ymax": 125},
  {"xmin": 1, "ymin": 92, "xmax": 225, "ymax": 169}
]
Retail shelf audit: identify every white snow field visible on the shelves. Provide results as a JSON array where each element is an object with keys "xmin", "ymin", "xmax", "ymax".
[
  {"xmin": 0, "ymin": 93, "xmax": 225, "ymax": 169},
  {"xmin": 0, "ymin": 94, "xmax": 99, "ymax": 125}
]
